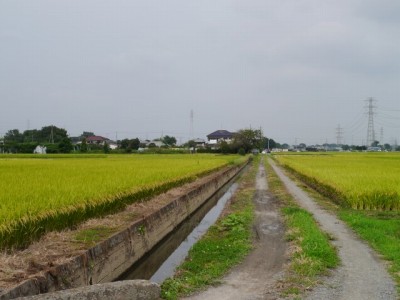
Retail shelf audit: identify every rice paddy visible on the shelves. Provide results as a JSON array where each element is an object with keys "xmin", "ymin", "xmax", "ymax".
[
  {"xmin": 274, "ymin": 152, "xmax": 400, "ymax": 210},
  {"xmin": 0, "ymin": 154, "xmax": 246, "ymax": 250}
]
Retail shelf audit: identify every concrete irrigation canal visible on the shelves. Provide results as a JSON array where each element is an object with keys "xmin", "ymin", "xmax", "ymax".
[{"xmin": 0, "ymin": 162, "xmax": 247, "ymax": 300}]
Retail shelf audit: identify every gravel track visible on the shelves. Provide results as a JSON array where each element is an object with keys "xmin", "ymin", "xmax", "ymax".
[
  {"xmin": 270, "ymin": 159, "xmax": 397, "ymax": 300},
  {"xmin": 184, "ymin": 159, "xmax": 286, "ymax": 300}
]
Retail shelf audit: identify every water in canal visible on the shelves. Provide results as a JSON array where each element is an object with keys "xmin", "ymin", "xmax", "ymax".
[{"xmin": 118, "ymin": 181, "xmax": 239, "ymax": 283}]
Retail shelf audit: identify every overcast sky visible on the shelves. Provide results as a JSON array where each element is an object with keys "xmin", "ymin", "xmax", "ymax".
[{"xmin": 1, "ymin": 0, "xmax": 400, "ymax": 145}]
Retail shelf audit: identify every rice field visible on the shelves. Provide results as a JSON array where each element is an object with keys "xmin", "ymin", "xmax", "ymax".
[
  {"xmin": 0, "ymin": 154, "xmax": 246, "ymax": 250},
  {"xmin": 274, "ymin": 152, "xmax": 400, "ymax": 210}
]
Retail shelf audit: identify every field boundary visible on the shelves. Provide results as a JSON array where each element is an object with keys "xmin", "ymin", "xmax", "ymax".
[{"xmin": 0, "ymin": 161, "xmax": 248, "ymax": 300}]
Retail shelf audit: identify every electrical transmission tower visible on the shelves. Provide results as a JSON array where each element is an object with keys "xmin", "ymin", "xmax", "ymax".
[
  {"xmin": 366, "ymin": 98, "xmax": 376, "ymax": 146},
  {"xmin": 336, "ymin": 124, "xmax": 344, "ymax": 145}
]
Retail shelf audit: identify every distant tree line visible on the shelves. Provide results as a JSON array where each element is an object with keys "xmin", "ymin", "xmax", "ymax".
[
  {"xmin": 1, "ymin": 126, "xmax": 73, "ymax": 153},
  {"xmin": 0, "ymin": 125, "xmax": 284, "ymax": 155}
]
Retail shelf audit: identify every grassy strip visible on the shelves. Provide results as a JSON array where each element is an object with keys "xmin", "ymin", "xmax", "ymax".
[
  {"xmin": 339, "ymin": 210, "xmax": 400, "ymax": 293},
  {"xmin": 265, "ymin": 158, "xmax": 339, "ymax": 297},
  {"xmin": 160, "ymin": 157, "xmax": 258, "ymax": 300},
  {"xmin": 272, "ymin": 156, "xmax": 400, "ymax": 293}
]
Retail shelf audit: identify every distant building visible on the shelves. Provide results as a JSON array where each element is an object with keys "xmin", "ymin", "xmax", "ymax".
[
  {"xmin": 86, "ymin": 136, "xmax": 110, "ymax": 145},
  {"xmin": 33, "ymin": 145, "xmax": 47, "ymax": 154},
  {"xmin": 367, "ymin": 146, "xmax": 382, "ymax": 152},
  {"xmin": 206, "ymin": 130, "xmax": 234, "ymax": 149},
  {"xmin": 193, "ymin": 138, "xmax": 206, "ymax": 148},
  {"xmin": 139, "ymin": 139, "xmax": 166, "ymax": 148}
]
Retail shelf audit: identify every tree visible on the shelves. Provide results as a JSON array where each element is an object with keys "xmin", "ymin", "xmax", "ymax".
[
  {"xmin": 81, "ymin": 132, "xmax": 95, "ymax": 139},
  {"xmin": 162, "ymin": 135, "xmax": 177, "ymax": 147},
  {"xmin": 59, "ymin": 137, "xmax": 73, "ymax": 153},
  {"xmin": 263, "ymin": 137, "xmax": 277, "ymax": 150},
  {"xmin": 187, "ymin": 140, "xmax": 197, "ymax": 153},
  {"xmin": 22, "ymin": 129, "xmax": 39, "ymax": 143},
  {"xmin": 219, "ymin": 140, "xmax": 231, "ymax": 154},
  {"xmin": 4, "ymin": 129, "xmax": 23, "ymax": 143},
  {"xmin": 371, "ymin": 140, "xmax": 380, "ymax": 147},
  {"xmin": 383, "ymin": 143, "xmax": 392, "ymax": 151},
  {"xmin": 37, "ymin": 125, "xmax": 68, "ymax": 143},
  {"xmin": 342, "ymin": 144, "xmax": 350, "ymax": 151},
  {"xmin": 80, "ymin": 138, "xmax": 88, "ymax": 153},
  {"xmin": 119, "ymin": 138, "xmax": 140, "ymax": 153},
  {"xmin": 103, "ymin": 142, "xmax": 110, "ymax": 154},
  {"xmin": 231, "ymin": 129, "xmax": 263, "ymax": 153},
  {"xmin": 282, "ymin": 143, "xmax": 289, "ymax": 149}
]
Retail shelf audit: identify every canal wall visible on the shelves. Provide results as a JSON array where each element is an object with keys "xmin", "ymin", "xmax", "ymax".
[
  {"xmin": 0, "ymin": 161, "xmax": 247, "ymax": 300},
  {"xmin": 17, "ymin": 280, "xmax": 159, "ymax": 300}
]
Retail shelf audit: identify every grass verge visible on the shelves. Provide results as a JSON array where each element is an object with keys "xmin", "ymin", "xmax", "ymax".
[
  {"xmin": 265, "ymin": 158, "xmax": 339, "ymax": 297},
  {"xmin": 272, "ymin": 157, "xmax": 400, "ymax": 294},
  {"xmin": 160, "ymin": 157, "xmax": 257, "ymax": 300},
  {"xmin": 339, "ymin": 210, "xmax": 400, "ymax": 293}
]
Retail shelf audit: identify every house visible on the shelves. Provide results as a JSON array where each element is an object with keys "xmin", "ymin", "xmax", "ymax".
[
  {"xmin": 206, "ymin": 130, "xmax": 234, "ymax": 148},
  {"xmin": 139, "ymin": 139, "xmax": 166, "ymax": 148},
  {"xmin": 84, "ymin": 136, "xmax": 118, "ymax": 150},
  {"xmin": 193, "ymin": 138, "xmax": 206, "ymax": 148},
  {"xmin": 86, "ymin": 136, "xmax": 110, "ymax": 145}
]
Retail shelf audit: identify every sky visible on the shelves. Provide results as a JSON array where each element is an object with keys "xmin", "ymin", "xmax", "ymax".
[{"xmin": 1, "ymin": 0, "xmax": 400, "ymax": 146}]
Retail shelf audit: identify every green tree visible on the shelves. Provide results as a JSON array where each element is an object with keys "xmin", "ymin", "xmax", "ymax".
[
  {"xmin": 219, "ymin": 140, "xmax": 231, "ymax": 154},
  {"xmin": 231, "ymin": 129, "xmax": 263, "ymax": 153},
  {"xmin": 59, "ymin": 137, "xmax": 73, "ymax": 153},
  {"xmin": 81, "ymin": 131, "xmax": 95, "ymax": 139},
  {"xmin": 371, "ymin": 140, "xmax": 380, "ymax": 147},
  {"xmin": 162, "ymin": 135, "xmax": 177, "ymax": 147},
  {"xmin": 130, "ymin": 138, "xmax": 140, "ymax": 150},
  {"xmin": 188, "ymin": 140, "xmax": 197, "ymax": 153},
  {"xmin": 80, "ymin": 138, "xmax": 88, "ymax": 153},
  {"xmin": 119, "ymin": 138, "xmax": 140, "ymax": 153},
  {"xmin": 103, "ymin": 142, "xmax": 110, "ymax": 154},
  {"xmin": 37, "ymin": 125, "xmax": 68, "ymax": 143},
  {"xmin": 22, "ymin": 129, "xmax": 39, "ymax": 143},
  {"xmin": 383, "ymin": 143, "xmax": 392, "ymax": 151},
  {"xmin": 4, "ymin": 129, "xmax": 23, "ymax": 143}
]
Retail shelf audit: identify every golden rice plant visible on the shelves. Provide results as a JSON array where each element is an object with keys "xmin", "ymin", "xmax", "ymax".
[
  {"xmin": 0, "ymin": 154, "xmax": 247, "ymax": 250},
  {"xmin": 274, "ymin": 152, "xmax": 400, "ymax": 211}
]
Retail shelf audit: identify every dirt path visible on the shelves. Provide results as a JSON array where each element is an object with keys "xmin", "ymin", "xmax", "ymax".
[
  {"xmin": 184, "ymin": 159, "xmax": 286, "ymax": 300},
  {"xmin": 269, "ymin": 159, "xmax": 397, "ymax": 300}
]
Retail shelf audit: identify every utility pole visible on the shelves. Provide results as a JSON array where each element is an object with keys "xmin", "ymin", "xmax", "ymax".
[
  {"xmin": 50, "ymin": 125, "xmax": 54, "ymax": 144},
  {"xmin": 366, "ymin": 97, "xmax": 376, "ymax": 147},
  {"xmin": 336, "ymin": 124, "xmax": 344, "ymax": 146},
  {"xmin": 380, "ymin": 127, "xmax": 384, "ymax": 145},
  {"xmin": 190, "ymin": 109, "xmax": 194, "ymax": 140}
]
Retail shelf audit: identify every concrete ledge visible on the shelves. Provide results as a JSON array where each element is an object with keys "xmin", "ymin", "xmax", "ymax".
[
  {"xmin": 18, "ymin": 280, "xmax": 160, "ymax": 300},
  {"xmin": 1, "ymin": 162, "xmax": 247, "ymax": 300}
]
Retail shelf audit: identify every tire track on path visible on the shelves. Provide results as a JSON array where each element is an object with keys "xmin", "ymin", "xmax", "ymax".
[
  {"xmin": 270, "ymin": 159, "xmax": 397, "ymax": 300},
  {"xmin": 184, "ymin": 158, "xmax": 286, "ymax": 300}
]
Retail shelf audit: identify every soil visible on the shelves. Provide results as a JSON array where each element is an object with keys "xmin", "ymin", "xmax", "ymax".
[
  {"xmin": 269, "ymin": 159, "xmax": 397, "ymax": 300},
  {"xmin": 0, "ymin": 167, "xmax": 233, "ymax": 293},
  {"xmin": 184, "ymin": 158, "xmax": 398, "ymax": 300},
  {"xmin": 184, "ymin": 160, "xmax": 287, "ymax": 300},
  {"xmin": 2, "ymin": 159, "xmax": 398, "ymax": 300}
]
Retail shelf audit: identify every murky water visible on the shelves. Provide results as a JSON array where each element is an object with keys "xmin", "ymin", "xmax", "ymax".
[{"xmin": 118, "ymin": 182, "xmax": 238, "ymax": 283}]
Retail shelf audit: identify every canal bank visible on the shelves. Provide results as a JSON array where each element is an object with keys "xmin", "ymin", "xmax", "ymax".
[{"xmin": 0, "ymin": 160, "xmax": 248, "ymax": 300}]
